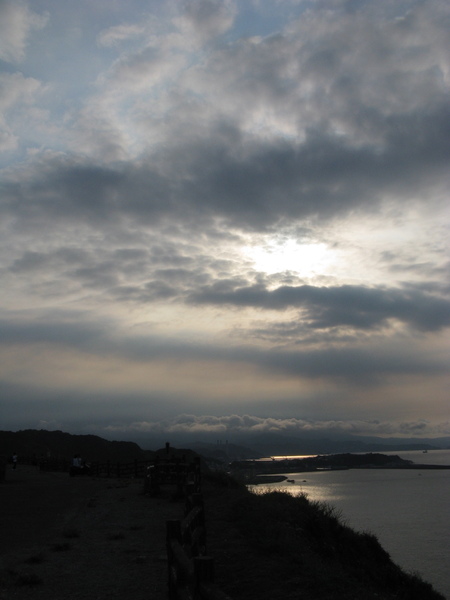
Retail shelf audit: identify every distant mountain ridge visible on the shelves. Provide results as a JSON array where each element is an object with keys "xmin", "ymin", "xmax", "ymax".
[
  {"xmin": 0, "ymin": 429, "xmax": 151, "ymax": 463},
  {"xmin": 2, "ymin": 429, "xmax": 447, "ymax": 465},
  {"xmin": 246, "ymin": 434, "xmax": 444, "ymax": 456},
  {"xmin": 135, "ymin": 432, "xmax": 447, "ymax": 457},
  {"xmin": 127, "ymin": 426, "xmax": 450, "ymax": 456}
]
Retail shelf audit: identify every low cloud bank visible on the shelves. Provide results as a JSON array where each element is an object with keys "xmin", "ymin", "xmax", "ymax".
[{"xmin": 103, "ymin": 414, "xmax": 450, "ymax": 440}]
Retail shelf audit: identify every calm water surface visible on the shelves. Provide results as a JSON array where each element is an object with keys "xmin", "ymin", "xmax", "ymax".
[{"xmin": 251, "ymin": 450, "xmax": 450, "ymax": 599}]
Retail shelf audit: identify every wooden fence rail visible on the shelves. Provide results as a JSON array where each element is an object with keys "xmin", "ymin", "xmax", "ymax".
[
  {"xmin": 144, "ymin": 456, "xmax": 202, "ymax": 497},
  {"xmin": 16, "ymin": 455, "xmax": 155, "ymax": 477},
  {"xmin": 167, "ymin": 491, "xmax": 233, "ymax": 600},
  {"xmin": 17, "ymin": 452, "xmax": 203, "ymax": 488},
  {"xmin": 14, "ymin": 450, "xmax": 233, "ymax": 599},
  {"xmin": 88, "ymin": 459, "xmax": 153, "ymax": 478}
]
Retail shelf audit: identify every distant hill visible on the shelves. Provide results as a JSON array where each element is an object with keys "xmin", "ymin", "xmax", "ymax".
[
  {"xmin": 134, "ymin": 431, "xmax": 448, "ymax": 458},
  {"xmin": 0, "ymin": 429, "xmax": 152, "ymax": 463},
  {"xmin": 187, "ymin": 441, "xmax": 263, "ymax": 462},
  {"xmin": 237, "ymin": 433, "xmax": 443, "ymax": 457}
]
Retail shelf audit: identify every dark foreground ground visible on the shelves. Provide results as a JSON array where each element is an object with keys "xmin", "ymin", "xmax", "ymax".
[
  {"xmin": 0, "ymin": 465, "xmax": 180, "ymax": 600},
  {"xmin": 0, "ymin": 466, "xmax": 446, "ymax": 600}
]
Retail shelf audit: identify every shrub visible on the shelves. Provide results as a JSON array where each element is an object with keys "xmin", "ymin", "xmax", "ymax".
[
  {"xmin": 23, "ymin": 554, "xmax": 45, "ymax": 565},
  {"xmin": 51, "ymin": 542, "xmax": 71, "ymax": 552},
  {"xmin": 62, "ymin": 528, "xmax": 80, "ymax": 539},
  {"xmin": 225, "ymin": 487, "xmax": 445, "ymax": 599},
  {"xmin": 107, "ymin": 532, "xmax": 125, "ymax": 540}
]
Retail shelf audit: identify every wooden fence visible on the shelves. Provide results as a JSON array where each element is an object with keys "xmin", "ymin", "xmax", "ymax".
[
  {"xmin": 16, "ymin": 449, "xmax": 202, "ymax": 493},
  {"xmin": 167, "ymin": 490, "xmax": 233, "ymax": 600},
  {"xmin": 14, "ymin": 455, "xmax": 154, "ymax": 476},
  {"xmin": 144, "ymin": 455, "xmax": 202, "ymax": 497},
  {"xmin": 33, "ymin": 457, "xmax": 153, "ymax": 477},
  {"xmin": 88, "ymin": 459, "xmax": 153, "ymax": 478},
  {"xmin": 16, "ymin": 449, "xmax": 233, "ymax": 599}
]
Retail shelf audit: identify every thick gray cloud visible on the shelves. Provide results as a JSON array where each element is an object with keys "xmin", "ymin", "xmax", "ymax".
[
  {"xmin": 2, "ymin": 1, "xmax": 450, "ymax": 230},
  {"xmin": 0, "ymin": 0, "xmax": 449, "ymax": 440},
  {"xmin": 3, "ymin": 105, "xmax": 450, "ymax": 232},
  {"xmin": 189, "ymin": 282, "xmax": 450, "ymax": 332},
  {"xmin": 0, "ymin": 311, "xmax": 446, "ymax": 386}
]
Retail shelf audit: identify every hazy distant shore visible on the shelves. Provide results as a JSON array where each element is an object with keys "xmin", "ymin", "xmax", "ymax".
[{"xmin": 232, "ymin": 452, "xmax": 450, "ymax": 483}]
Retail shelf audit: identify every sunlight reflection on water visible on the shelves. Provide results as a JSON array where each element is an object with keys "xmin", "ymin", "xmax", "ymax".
[{"xmin": 249, "ymin": 450, "xmax": 450, "ymax": 598}]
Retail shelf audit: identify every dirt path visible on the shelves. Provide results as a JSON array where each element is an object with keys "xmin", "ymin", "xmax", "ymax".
[{"xmin": 0, "ymin": 465, "xmax": 182, "ymax": 600}]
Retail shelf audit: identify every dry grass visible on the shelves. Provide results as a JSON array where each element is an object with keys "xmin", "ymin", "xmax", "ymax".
[
  {"xmin": 0, "ymin": 466, "xmax": 445, "ymax": 600},
  {"xmin": 62, "ymin": 528, "xmax": 80, "ymax": 539},
  {"xmin": 202, "ymin": 473, "xmax": 446, "ymax": 600},
  {"xmin": 23, "ymin": 554, "xmax": 46, "ymax": 565}
]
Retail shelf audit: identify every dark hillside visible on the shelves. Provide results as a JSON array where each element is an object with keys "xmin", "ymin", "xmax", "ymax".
[
  {"xmin": 203, "ymin": 474, "xmax": 445, "ymax": 600},
  {"xmin": 0, "ymin": 429, "xmax": 150, "ymax": 463}
]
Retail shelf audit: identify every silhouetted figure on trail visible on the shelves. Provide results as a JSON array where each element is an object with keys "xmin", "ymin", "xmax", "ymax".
[{"xmin": 70, "ymin": 454, "xmax": 90, "ymax": 476}]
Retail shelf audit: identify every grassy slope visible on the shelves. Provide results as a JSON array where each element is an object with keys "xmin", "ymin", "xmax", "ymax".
[{"xmin": 203, "ymin": 473, "xmax": 445, "ymax": 600}]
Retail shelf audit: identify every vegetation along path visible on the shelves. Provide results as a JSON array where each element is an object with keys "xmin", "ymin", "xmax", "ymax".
[{"xmin": 1, "ymin": 465, "xmax": 446, "ymax": 600}]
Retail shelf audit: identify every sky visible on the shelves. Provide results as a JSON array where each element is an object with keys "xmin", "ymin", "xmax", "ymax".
[{"xmin": 0, "ymin": 0, "xmax": 449, "ymax": 445}]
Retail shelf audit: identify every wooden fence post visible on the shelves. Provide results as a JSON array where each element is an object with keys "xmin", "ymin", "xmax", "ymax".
[
  {"xmin": 194, "ymin": 556, "xmax": 215, "ymax": 585},
  {"xmin": 167, "ymin": 520, "xmax": 182, "ymax": 600},
  {"xmin": 0, "ymin": 455, "xmax": 6, "ymax": 482},
  {"xmin": 167, "ymin": 520, "xmax": 182, "ymax": 541}
]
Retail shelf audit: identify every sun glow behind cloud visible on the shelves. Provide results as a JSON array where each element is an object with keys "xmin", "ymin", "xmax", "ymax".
[{"xmin": 244, "ymin": 239, "xmax": 336, "ymax": 278}]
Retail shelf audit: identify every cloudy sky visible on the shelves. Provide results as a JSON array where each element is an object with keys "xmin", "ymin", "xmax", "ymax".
[{"xmin": 1, "ymin": 0, "xmax": 449, "ymax": 444}]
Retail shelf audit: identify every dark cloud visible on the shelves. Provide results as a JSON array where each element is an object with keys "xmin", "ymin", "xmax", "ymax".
[
  {"xmin": 3, "ymin": 104, "xmax": 450, "ymax": 234},
  {"xmin": 259, "ymin": 345, "xmax": 444, "ymax": 383},
  {"xmin": 9, "ymin": 250, "xmax": 50, "ymax": 272},
  {"xmin": 0, "ymin": 316, "xmax": 106, "ymax": 347},
  {"xmin": 1, "ymin": 0, "xmax": 449, "ymax": 438},
  {"xmin": 189, "ymin": 282, "xmax": 450, "ymax": 332},
  {"xmin": 0, "ymin": 380, "xmax": 187, "ymax": 431},
  {"xmin": 1, "ymin": 310, "xmax": 446, "ymax": 387},
  {"xmin": 2, "ymin": 159, "xmax": 126, "ymax": 226}
]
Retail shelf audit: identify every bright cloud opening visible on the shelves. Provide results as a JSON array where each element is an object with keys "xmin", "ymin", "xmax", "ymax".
[{"xmin": 244, "ymin": 239, "xmax": 335, "ymax": 278}]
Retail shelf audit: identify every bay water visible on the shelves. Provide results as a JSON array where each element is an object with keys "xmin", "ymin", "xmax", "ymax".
[{"xmin": 251, "ymin": 449, "xmax": 450, "ymax": 598}]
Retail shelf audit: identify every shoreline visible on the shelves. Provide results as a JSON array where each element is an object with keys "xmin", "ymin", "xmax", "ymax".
[{"xmin": 230, "ymin": 452, "xmax": 450, "ymax": 482}]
